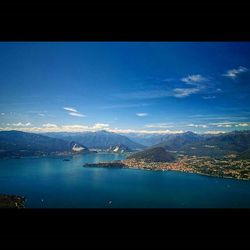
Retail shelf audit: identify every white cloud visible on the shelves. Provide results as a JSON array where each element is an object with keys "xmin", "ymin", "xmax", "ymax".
[
  {"xmin": 38, "ymin": 113, "xmax": 45, "ymax": 116},
  {"xmin": 136, "ymin": 113, "xmax": 148, "ymax": 117},
  {"xmin": 63, "ymin": 107, "xmax": 85, "ymax": 117},
  {"xmin": 68, "ymin": 112, "xmax": 86, "ymax": 117},
  {"xmin": 1, "ymin": 113, "xmax": 5, "ymax": 115},
  {"xmin": 0, "ymin": 123, "xmax": 185, "ymax": 134},
  {"xmin": 144, "ymin": 123, "xmax": 174, "ymax": 128},
  {"xmin": 210, "ymin": 122, "xmax": 236, "ymax": 128},
  {"xmin": 181, "ymin": 74, "xmax": 207, "ymax": 85},
  {"xmin": 11, "ymin": 122, "xmax": 31, "ymax": 127},
  {"xmin": 108, "ymin": 128, "xmax": 184, "ymax": 134},
  {"xmin": 187, "ymin": 123, "xmax": 208, "ymax": 128},
  {"xmin": 222, "ymin": 66, "xmax": 248, "ymax": 79},
  {"xmin": 204, "ymin": 130, "xmax": 226, "ymax": 134},
  {"xmin": 93, "ymin": 123, "xmax": 110, "ymax": 129},
  {"xmin": 175, "ymin": 74, "xmax": 210, "ymax": 98},
  {"xmin": 63, "ymin": 107, "xmax": 78, "ymax": 112},
  {"xmin": 217, "ymin": 124, "xmax": 232, "ymax": 128},
  {"xmin": 173, "ymin": 88, "xmax": 200, "ymax": 98},
  {"xmin": 116, "ymin": 83, "xmax": 205, "ymax": 100},
  {"xmin": 209, "ymin": 121, "xmax": 250, "ymax": 128},
  {"xmin": 0, "ymin": 126, "xmax": 43, "ymax": 132},
  {"xmin": 42, "ymin": 123, "xmax": 58, "ymax": 128},
  {"xmin": 235, "ymin": 123, "xmax": 250, "ymax": 127},
  {"xmin": 61, "ymin": 125, "xmax": 89, "ymax": 130}
]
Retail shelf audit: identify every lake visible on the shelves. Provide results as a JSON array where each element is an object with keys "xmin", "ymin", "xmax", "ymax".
[{"xmin": 0, "ymin": 153, "xmax": 250, "ymax": 208}]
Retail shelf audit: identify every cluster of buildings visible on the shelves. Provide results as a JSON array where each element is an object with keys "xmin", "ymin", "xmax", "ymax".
[{"xmin": 122, "ymin": 156, "xmax": 250, "ymax": 180}]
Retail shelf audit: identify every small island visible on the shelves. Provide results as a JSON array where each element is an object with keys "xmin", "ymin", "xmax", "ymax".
[
  {"xmin": 83, "ymin": 147, "xmax": 250, "ymax": 181},
  {"xmin": 0, "ymin": 194, "xmax": 26, "ymax": 208}
]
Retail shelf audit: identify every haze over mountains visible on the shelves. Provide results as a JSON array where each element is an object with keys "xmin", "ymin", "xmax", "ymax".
[
  {"xmin": 122, "ymin": 131, "xmax": 214, "ymax": 147},
  {"xmin": 1, "ymin": 129, "xmax": 250, "ymax": 159},
  {"xmin": 0, "ymin": 130, "xmax": 89, "ymax": 157},
  {"xmin": 178, "ymin": 130, "xmax": 250, "ymax": 157},
  {"xmin": 43, "ymin": 130, "xmax": 145, "ymax": 150}
]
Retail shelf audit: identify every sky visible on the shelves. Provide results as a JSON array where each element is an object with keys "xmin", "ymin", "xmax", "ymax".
[{"xmin": 0, "ymin": 42, "xmax": 250, "ymax": 134}]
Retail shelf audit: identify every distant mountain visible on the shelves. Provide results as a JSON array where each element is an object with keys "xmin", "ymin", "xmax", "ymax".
[
  {"xmin": 125, "ymin": 131, "xmax": 213, "ymax": 147},
  {"xmin": 0, "ymin": 130, "xmax": 89, "ymax": 157},
  {"xmin": 3, "ymin": 129, "xmax": 249, "ymax": 159},
  {"xmin": 152, "ymin": 131, "xmax": 204, "ymax": 150},
  {"xmin": 44, "ymin": 130, "xmax": 145, "ymax": 150},
  {"xmin": 124, "ymin": 133, "xmax": 174, "ymax": 146},
  {"xmin": 179, "ymin": 130, "xmax": 250, "ymax": 157},
  {"xmin": 127, "ymin": 147, "xmax": 176, "ymax": 163},
  {"xmin": 107, "ymin": 144, "xmax": 132, "ymax": 153},
  {"xmin": 238, "ymin": 148, "xmax": 250, "ymax": 160}
]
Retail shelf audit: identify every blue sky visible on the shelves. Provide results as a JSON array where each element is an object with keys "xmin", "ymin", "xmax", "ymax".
[{"xmin": 0, "ymin": 42, "xmax": 250, "ymax": 134}]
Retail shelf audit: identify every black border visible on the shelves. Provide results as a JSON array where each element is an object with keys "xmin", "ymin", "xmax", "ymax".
[
  {"xmin": 0, "ymin": 1, "xmax": 250, "ymax": 40},
  {"xmin": 0, "ymin": 208, "xmax": 249, "ymax": 247}
]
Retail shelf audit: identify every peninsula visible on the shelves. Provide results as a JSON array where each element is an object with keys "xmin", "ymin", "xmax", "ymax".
[{"xmin": 83, "ymin": 147, "xmax": 250, "ymax": 181}]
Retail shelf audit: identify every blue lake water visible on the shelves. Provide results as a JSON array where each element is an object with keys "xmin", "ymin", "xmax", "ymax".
[{"xmin": 0, "ymin": 153, "xmax": 250, "ymax": 208}]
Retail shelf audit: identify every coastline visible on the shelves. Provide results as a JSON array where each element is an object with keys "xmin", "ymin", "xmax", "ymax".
[
  {"xmin": 0, "ymin": 194, "xmax": 26, "ymax": 208},
  {"xmin": 83, "ymin": 159, "xmax": 250, "ymax": 181}
]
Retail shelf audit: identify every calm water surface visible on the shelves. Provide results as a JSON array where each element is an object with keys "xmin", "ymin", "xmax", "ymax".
[{"xmin": 0, "ymin": 153, "xmax": 250, "ymax": 208}]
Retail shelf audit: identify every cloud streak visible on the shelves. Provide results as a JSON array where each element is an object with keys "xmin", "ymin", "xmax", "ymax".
[
  {"xmin": 235, "ymin": 123, "xmax": 250, "ymax": 127},
  {"xmin": 63, "ymin": 107, "xmax": 78, "ymax": 112},
  {"xmin": 42, "ymin": 123, "xmax": 58, "ymax": 128},
  {"xmin": 7, "ymin": 122, "xmax": 31, "ymax": 127},
  {"xmin": 144, "ymin": 123, "xmax": 174, "ymax": 128},
  {"xmin": 68, "ymin": 112, "xmax": 86, "ymax": 117},
  {"xmin": 209, "ymin": 121, "xmax": 250, "ymax": 128},
  {"xmin": 116, "ymin": 73, "xmax": 210, "ymax": 100},
  {"xmin": 63, "ymin": 107, "xmax": 86, "ymax": 117},
  {"xmin": 204, "ymin": 130, "xmax": 226, "ymax": 135},
  {"xmin": 175, "ymin": 74, "xmax": 210, "ymax": 97},
  {"xmin": 181, "ymin": 74, "xmax": 207, "ymax": 85},
  {"xmin": 187, "ymin": 123, "xmax": 208, "ymax": 128},
  {"xmin": 222, "ymin": 66, "xmax": 248, "ymax": 79},
  {"xmin": 93, "ymin": 123, "xmax": 110, "ymax": 129},
  {"xmin": 136, "ymin": 113, "xmax": 148, "ymax": 117},
  {"xmin": 173, "ymin": 87, "xmax": 201, "ymax": 98}
]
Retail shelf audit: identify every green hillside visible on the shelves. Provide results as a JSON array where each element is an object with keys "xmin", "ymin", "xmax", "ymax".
[{"xmin": 127, "ymin": 147, "xmax": 176, "ymax": 163}]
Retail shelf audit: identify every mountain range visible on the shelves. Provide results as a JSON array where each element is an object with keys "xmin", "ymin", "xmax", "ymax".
[
  {"xmin": 44, "ymin": 130, "xmax": 145, "ymax": 150},
  {"xmin": 0, "ymin": 130, "xmax": 89, "ymax": 157},
  {"xmin": 178, "ymin": 130, "xmax": 250, "ymax": 157},
  {"xmin": 146, "ymin": 130, "xmax": 250, "ymax": 158},
  {"xmin": 1, "ymin": 129, "xmax": 250, "ymax": 159},
  {"xmin": 124, "ymin": 131, "xmax": 213, "ymax": 147}
]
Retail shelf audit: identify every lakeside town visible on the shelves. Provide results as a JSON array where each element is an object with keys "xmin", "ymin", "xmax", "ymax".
[{"xmin": 83, "ymin": 155, "xmax": 250, "ymax": 181}]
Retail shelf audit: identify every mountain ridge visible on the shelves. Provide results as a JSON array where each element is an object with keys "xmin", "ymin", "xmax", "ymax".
[
  {"xmin": 44, "ymin": 130, "xmax": 145, "ymax": 150},
  {"xmin": 0, "ymin": 130, "xmax": 89, "ymax": 157}
]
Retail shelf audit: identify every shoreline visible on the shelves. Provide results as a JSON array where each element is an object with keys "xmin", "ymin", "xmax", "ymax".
[
  {"xmin": 0, "ymin": 151, "xmax": 126, "ymax": 160},
  {"xmin": 0, "ymin": 194, "xmax": 26, "ymax": 208},
  {"xmin": 83, "ymin": 160, "xmax": 250, "ymax": 181}
]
